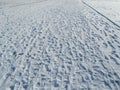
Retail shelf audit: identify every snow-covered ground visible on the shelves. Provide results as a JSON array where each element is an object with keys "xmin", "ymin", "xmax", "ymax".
[
  {"xmin": 0, "ymin": 0, "xmax": 46, "ymax": 9},
  {"xmin": 0, "ymin": 0, "xmax": 120, "ymax": 90},
  {"xmin": 83, "ymin": 0, "xmax": 120, "ymax": 25}
]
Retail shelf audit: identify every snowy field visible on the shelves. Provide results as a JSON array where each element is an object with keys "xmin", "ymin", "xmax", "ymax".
[
  {"xmin": 0, "ymin": 0, "xmax": 46, "ymax": 9},
  {"xmin": 0, "ymin": 0, "xmax": 120, "ymax": 90},
  {"xmin": 84, "ymin": 0, "xmax": 120, "ymax": 25}
]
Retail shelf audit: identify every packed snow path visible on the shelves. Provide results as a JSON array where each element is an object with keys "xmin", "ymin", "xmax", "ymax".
[{"xmin": 0, "ymin": 0, "xmax": 120, "ymax": 90}]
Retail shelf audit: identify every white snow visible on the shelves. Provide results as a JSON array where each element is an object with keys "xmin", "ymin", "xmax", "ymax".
[
  {"xmin": 0, "ymin": 0, "xmax": 47, "ymax": 8},
  {"xmin": 0, "ymin": 0, "xmax": 120, "ymax": 90},
  {"xmin": 83, "ymin": 0, "xmax": 120, "ymax": 25}
]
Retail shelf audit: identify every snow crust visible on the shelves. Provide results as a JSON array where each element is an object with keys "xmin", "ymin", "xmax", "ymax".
[{"xmin": 0, "ymin": 0, "xmax": 120, "ymax": 90}]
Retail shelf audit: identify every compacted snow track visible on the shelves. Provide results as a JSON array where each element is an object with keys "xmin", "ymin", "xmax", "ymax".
[{"xmin": 0, "ymin": 0, "xmax": 120, "ymax": 90}]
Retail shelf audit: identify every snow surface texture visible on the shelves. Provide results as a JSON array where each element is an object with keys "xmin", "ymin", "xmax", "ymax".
[
  {"xmin": 84, "ymin": 0, "xmax": 120, "ymax": 25},
  {"xmin": 0, "ymin": 0, "xmax": 120, "ymax": 90},
  {"xmin": 0, "ymin": 0, "xmax": 47, "ymax": 9}
]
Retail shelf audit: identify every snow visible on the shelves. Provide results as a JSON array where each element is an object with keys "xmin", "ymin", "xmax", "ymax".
[
  {"xmin": 0, "ymin": 0, "xmax": 46, "ymax": 9},
  {"xmin": 83, "ymin": 0, "xmax": 120, "ymax": 25},
  {"xmin": 0, "ymin": 0, "xmax": 120, "ymax": 90}
]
